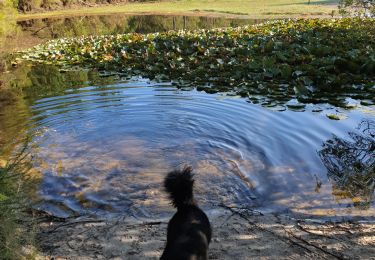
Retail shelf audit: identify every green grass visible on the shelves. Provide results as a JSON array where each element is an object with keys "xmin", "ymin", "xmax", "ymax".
[{"xmin": 17, "ymin": 0, "xmax": 339, "ymax": 20}]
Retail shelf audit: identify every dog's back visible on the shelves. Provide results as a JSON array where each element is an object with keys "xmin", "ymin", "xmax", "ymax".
[{"xmin": 161, "ymin": 166, "xmax": 211, "ymax": 260}]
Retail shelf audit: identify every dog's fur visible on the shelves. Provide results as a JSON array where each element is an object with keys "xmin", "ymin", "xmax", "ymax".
[{"xmin": 161, "ymin": 166, "xmax": 212, "ymax": 260}]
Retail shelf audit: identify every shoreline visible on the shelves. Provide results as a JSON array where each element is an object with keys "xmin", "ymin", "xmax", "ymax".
[
  {"xmin": 15, "ymin": 0, "xmax": 338, "ymax": 21},
  {"xmin": 17, "ymin": 10, "xmax": 266, "ymax": 21},
  {"xmin": 35, "ymin": 208, "xmax": 375, "ymax": 259},
  {"xmin": 17, "ymin": 10, "xmax": 336, "ymax": 21}
]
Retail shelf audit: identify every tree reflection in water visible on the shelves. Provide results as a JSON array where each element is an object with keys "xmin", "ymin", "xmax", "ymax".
[{"xmin": 319, "ymin": 119, "xmax": 375, "ymax": 209}]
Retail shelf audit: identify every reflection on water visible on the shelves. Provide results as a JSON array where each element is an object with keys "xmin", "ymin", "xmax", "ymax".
[
  {"xmin": 0, "ymin": 64, "xmax": 375, "ymax": 217},
  {"xmin": 2, "ymin": 14, "xmax": 262, "ymax": 53},
  {"xmin": 29, "ymin": 83, "xmax": 265, "ymax": 218},
  {"xmin": 319, "ymin": 120, "xmax": 375, "ymax": 210},
  {"xmin": 1, "ymin": 64, "xmax": 374, "ymax": 220},
  {"xmin": 3, "ymin": 67, "xmax": 366, "ymax": 220},
  {"xmin": 17, "ymin": 15, "xmax": 259, "ymax": 38},
  {"xmin": 0, "ymin": 89, "xmax": 32, "ymax": 158}
]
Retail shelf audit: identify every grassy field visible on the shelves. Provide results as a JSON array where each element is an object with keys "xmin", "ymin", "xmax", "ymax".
[{"xmin": 17, "ymin": 0, "xmax": 339, "ymax": 20}]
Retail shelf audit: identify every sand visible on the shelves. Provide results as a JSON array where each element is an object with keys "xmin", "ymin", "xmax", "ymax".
[{"xmin": 34, "ymin": 206, "xmax": 375, "ymax": 260}]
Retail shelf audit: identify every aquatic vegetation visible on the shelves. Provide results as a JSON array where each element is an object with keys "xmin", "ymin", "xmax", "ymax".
[{"xmin": 21, "ymin": 18, "xmax": 375, "ymax": 108}]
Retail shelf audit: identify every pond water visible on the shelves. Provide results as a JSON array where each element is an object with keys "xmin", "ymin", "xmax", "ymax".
[
  {"xmin": 1, "ymin": 64, "xmax": 372, "ymax": 221},
  {"xmin": 0, "ymin": 14, "xmax": 374, "ymax": 221}
]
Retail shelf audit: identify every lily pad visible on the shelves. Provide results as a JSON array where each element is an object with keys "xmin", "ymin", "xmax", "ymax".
[
  {"xmin": 326, "ymin": 113, "xmax": 348, "ymax": 120},
  {"xmin": 18, "ymin": 18, "xmax": 375, "ymax": 111}
]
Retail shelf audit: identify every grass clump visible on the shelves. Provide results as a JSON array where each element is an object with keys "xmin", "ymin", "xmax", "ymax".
[
  {"xmin": 21, "ymin": 18, "xmax": 375, "ymax": 107},
  {"xmin": 0, "ymin": 146, "xmax": 38, "ymax": 259}
]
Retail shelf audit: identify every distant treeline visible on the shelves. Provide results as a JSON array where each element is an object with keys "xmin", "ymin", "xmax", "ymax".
[{"xmin": 14, "ymin": 0, "xmax": 154, "ymax": 12}]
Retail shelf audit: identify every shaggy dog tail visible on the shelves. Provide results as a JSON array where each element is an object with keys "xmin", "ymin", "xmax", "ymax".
[{"xmin": 164, "ymin": 165, "xmax": 195, "ymax": 209}]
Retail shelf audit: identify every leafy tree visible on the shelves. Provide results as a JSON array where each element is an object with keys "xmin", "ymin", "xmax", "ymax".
[{"xmin": 339, "ymin": 0, "xmax": 375, "ymax": 17}]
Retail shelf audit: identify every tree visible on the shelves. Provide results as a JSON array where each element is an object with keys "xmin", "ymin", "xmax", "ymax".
[{"xmin": 339, "ymin": 0, "xmax": 375, "ymax": 17}]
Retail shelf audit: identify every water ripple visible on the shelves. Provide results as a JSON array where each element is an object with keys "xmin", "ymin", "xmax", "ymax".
[{"xmin": 27, "ymin": 82, "xmax": 375, "ymax": 220}]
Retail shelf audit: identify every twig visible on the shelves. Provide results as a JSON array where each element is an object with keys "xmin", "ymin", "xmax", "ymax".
[
  {"xmin": 217, "ymin": 203, "xmax": 263, "ymax": 216},
  {"xmin": 296, "ymin": 222, "xmax": 332, "ymax": 238},
  {"xmin": 219, "ymin": 212, "xmax": 236, "ymax": 226},
  {"xmin": 285, "ymin": 229, "xmax": 345, "ymax": 260},
  {"xmin": 77, "ymin": 0, "xmax": 95, "ymax": 7},
  {"xmin": 32, "ymin": 26, "xmax": 48, "ymax": 36},
  {"xmin": 44, "ymin": 218, "xmax": 166, "ymax": 234},
  {"xmin": 43, "ymin": 219, "xmax": 104, "ymax": 233},
  {"xmin": 219, "ymin": 205, "xmax": 346, "ymax": 259}
]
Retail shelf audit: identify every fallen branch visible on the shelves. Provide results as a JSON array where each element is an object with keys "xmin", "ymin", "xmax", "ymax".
[
  {"xmin": 285, "ymin": 229, "xmax": 345, "ymax": 260},
  {"xmin": 220, "ymin": 205, "xmax": 350, "ymax": 259},
  {"xmin": 32, "ymin": 26, "xmax": 48, "ymax": 36},
  {"xmin": 43, "ymin": 218, "xmax": 167, "ymax": 234},
  {"xmin": 217, "ymin": 203, "xmax": 263, "ymax": 216}
]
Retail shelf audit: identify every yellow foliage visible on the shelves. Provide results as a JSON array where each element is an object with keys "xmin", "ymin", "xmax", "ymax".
[{"xmin": 0, "ymin": 0, "xmax": 17, "ymax": 48}]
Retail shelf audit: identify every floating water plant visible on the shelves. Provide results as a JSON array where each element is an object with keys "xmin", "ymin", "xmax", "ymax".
[{"xmin": 21, "ymin": 18, "xmax": 375, "ymax": 108}]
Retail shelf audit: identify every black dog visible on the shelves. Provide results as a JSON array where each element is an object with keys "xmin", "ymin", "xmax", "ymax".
[{"xmin": 161, "ymin": 166, "xmax": 212, "ymax": 260}]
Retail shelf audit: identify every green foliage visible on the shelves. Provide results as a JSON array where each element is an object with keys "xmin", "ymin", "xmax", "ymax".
[
  {"xmin": 338, "ymin": 0, "xmax": 375, "ymax": 17},
  {"xmin": 21, "ymin": 18, "xmax": 375, "ymax": 108}
]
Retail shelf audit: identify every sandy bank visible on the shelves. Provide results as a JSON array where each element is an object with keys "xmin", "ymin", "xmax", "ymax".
[{"xmin": 35, "ymin": 207, "xmax": 375, "ymax": 259}]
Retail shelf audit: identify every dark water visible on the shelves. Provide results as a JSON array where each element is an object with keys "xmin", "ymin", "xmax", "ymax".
[{"xmin": 0, "ymin": 14, "xmax": 374, "ymax": 221}]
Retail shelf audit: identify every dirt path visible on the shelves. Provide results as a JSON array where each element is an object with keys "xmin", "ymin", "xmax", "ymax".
[{"xmin": 35, "ymin": 207, "xmax": 375, "ymax": 259}]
